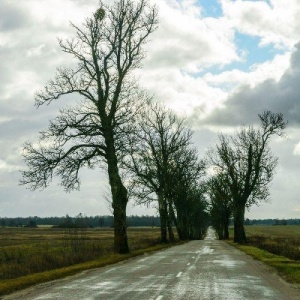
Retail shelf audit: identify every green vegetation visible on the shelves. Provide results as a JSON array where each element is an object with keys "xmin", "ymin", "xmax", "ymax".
[
  {"xmin": 0, "ymin": 227, "xmax": 181, "ymax": 296},
  {"xmin": 228, "ymin": 225, "xmax": 300, "ymax": 284}
]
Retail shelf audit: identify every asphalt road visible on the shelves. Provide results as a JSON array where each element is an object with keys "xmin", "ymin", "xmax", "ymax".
[{"xmin": 4, "ymin": 228, "xmax": 300, "ymax": 299}]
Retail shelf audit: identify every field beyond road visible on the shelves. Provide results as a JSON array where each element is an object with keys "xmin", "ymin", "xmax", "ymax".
[
  {"xmin": 0, "ymin": 226, "xmax": 175, "ymax": 295},
  {"xmin": 244, "ymin": 225, "xmax": 300, "ymax": 261},
  {"xmin": 245, "ymin": 225, "xmax": 300, "ymax": 239}
]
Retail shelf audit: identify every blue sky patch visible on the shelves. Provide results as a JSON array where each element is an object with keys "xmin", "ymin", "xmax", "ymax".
[
  {"xmin": 197, "ymin": 0, "xmax": 223, "ymax": 18},
  {"xmin": 192, "ymin": 1, "xmax": 282, "ymax": 76},
  {"xmin": 194, "ymin": 31, "xmax": 285, "ymax": 78},
  {"xmin": 232, "ymin": 32, "xmax": 285, "ymax": 70}
]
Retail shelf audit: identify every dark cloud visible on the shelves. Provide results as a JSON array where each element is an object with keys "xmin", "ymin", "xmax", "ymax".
[{"xmin": 200, "ymin": 43, "xmax": 300, "ymax": 126}]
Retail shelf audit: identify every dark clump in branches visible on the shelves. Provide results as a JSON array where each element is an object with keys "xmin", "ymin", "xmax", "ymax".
[{"xmin": 20, "ymin": 0, "xmax": 158, "ymax": 254}]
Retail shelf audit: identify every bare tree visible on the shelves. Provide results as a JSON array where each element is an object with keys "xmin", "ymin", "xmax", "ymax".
[
  {"xmin": 20, "ymin": 0, "xmax": 158, "ymax": 254},
  {"xmin": 167, "ymin": 147, "xmax": 208, "ymax": 240},
  {"xmin": 208, "ymin": 111, "xmax": 286, "ymax": 243},
  {"xmin": 126, "ymin": 102, "xmax": 208, "ymax": 241},
  {"xmin": 208, "ymin": 174, "xmax": 232, "ymax": 240},
  {"xmin": 126, "ymin": 102, "xmax": 193, "ymax": 242}
]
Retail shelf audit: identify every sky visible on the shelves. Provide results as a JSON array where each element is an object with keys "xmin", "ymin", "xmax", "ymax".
[{"xmin": 1, "ymin": 0, "xmax": 300, "ymax": 219}]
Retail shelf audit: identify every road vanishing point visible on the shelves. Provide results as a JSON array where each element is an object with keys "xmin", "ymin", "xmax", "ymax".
[{"xmin": 4, "ymin": 227, "xmax": 300, "ymax": 300}]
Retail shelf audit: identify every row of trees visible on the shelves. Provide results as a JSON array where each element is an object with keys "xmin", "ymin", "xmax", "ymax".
[
  {"xmin": 20, "ymin": 0, "xmax": 209, "ymax": 253},
  {"xmin": 20, "ymin": 0, "xmax": 286, "ymax": 251},
  {"xmin": 125, "ymin": 103, "xmax": 209, "ymax": 241}
]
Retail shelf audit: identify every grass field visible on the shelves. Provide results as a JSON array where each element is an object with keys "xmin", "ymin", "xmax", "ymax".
[
  {"xmin": 244, "ymin": 225, "xmax": 300, "ymax": 261},
  {"xmin": 228, "ymin": 225, "xmax": 300, "ymax": 285},
  {"xmin": 0, "ymin": 226, "xmax": 174, "ymax": 295},
  {"xmin": 245, "ymin": 225, "xmax": 300, "ymax": 239}
]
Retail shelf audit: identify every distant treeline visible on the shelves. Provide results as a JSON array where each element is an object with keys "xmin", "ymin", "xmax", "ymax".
[
  {"xmin": 244, "ymin": 218, "xmax": 300, "ymax": 226},
  {"xmin": 1, "ymin": 215, "xmax": 299, "ymax": 228},
  {"xmin": 0, "ymin": 215, "xmax": 161, "ymax": 228}
]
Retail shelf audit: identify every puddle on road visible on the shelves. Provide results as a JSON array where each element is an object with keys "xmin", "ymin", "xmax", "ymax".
[
  {"xmin": 205, "ymin": 227, "xmax": 217, "ymax": 240},
  {"xmin": 212, "ymin": 259, "xmax": 245, "ymax": 269},
  {"xmin": 201, "ymin": 246, "xmax": 214, "ymax": 254},
  {"xmin": 213, "ymin": 254, "xmax": 245, "ymax": 269}
]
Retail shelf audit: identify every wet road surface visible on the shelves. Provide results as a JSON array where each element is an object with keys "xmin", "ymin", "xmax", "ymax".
[{"xmin": 4, "ymin": 228, "xmax": 300, "ymax": 299}]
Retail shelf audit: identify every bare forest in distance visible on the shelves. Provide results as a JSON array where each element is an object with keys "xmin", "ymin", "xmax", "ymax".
[
  {"xmin": 0, "ymin": 215, "xmax": 160, "ymax": 228},
  {"xmin": 1, "ymin": 215, "xmax": 300, "ymax": 228}
]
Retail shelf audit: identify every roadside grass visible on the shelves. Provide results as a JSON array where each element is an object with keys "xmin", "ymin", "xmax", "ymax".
[
  {"xmin": 0, "ymin": 227, "xmax": 181, "ymax": 296},
  {"xmin": 227, "ymin": 225, "xmax": 300, "ymax": 285},
  {"xmin": 228, "ymin": 241, "xmax": 300, "ymax": 284}
]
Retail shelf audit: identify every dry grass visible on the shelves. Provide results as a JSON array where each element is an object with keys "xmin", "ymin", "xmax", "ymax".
[
  {"xmin": 245, "ymin": 225, "xmax": 300, "ymax": 239},
  {"xmin": 0, "ymin": 226, "xmax": 177, "ymax": 296},
  {"xmin": 244, "ymin": 225, "xmax": 300, "ymax": 261}
]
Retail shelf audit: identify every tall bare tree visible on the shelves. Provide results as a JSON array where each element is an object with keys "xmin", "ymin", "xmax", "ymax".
[
  {"xmin": 20, "ymin": 0, "xmax": 158, "ymax": 254},
  {"xmin": 126, "ymin": 102, "xmax": 193, "ymax": 242},
  {"xmin": 126, "ymin": 102, "xmax": 208, "ymax": 241},
  {"xmin": 208, "ymin": 111, "xmax": 286, "ymax": 243}
]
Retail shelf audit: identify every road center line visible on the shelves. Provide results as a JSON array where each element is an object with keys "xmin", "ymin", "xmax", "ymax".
[{"xmin": 176, "ymin": 272, "xmax": 182, "ymax": 278}]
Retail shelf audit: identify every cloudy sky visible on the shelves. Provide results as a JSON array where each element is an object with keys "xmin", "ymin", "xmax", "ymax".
[{"xmin": 1, "ymin": 0, "xmax": 300, "ymax": 219}]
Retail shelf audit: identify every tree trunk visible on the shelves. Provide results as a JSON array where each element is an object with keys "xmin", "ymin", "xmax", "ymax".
[
  {"xmin": 224, "ymin": 223, "xmax": 230, "ymax": 240},
  {"xmin": 218, "ymin": 226, "xmax": 224, "ymax": 240},
  {"xmin": 223, "ymin": 212, "xmax": 230, "ymax": 240},
  {"xmin": 173, "ymin": 201, "xmax": 189, "ymax": 240},
  {"xmin": 107, "ymin": 146, "xmax": 129, "ymax": 254},
  {"xmin": 233, "ymin": 201, "xmax": 247, "ymax": 243},
  {"xmin": 112, "ymin": 196, "xmax": 129, "ymax": 254},
  {"xmin": 168, "ymin": 201, "xmax": 179, "ymax": 238},
  {"xmin": 167, "ymin": 201, "xmax": 175, "ymax": 242},
  {"xmin": 158, "ymin": 196, "xmax": 168, "ymax": 243},
  {"xmin": 167, "ymin": 217, "xmax": 175, "ymax": 243}
]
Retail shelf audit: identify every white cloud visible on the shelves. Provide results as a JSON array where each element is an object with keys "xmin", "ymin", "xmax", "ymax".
[
  {"xmin": 145, "ymin": 0, "xmax": 240, "ymax": 72},
  {"xmin": 26, "ymin": 44, "xmax": 45, "ymax": 57},
  {"xmin": 23, "ymin": 0, "xmax": 96, "ymax": 29},
  {"xmin": 293, "ymin": 142, "xmax": 300, "ymax": 156},
  {"xmin": 221, "ymin": 0, "xmax": 300, "ymax": 48},
  {"xmin": 137, "ymin": 67, "xmax": 227, "ymax": 116},
  {"xmin": 0, "ymin": 160, "xmax": 19, "ymax": 173},
  {"xmin": 204, "ymin": 52, "xmax": 291, "ymax": 90}
]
